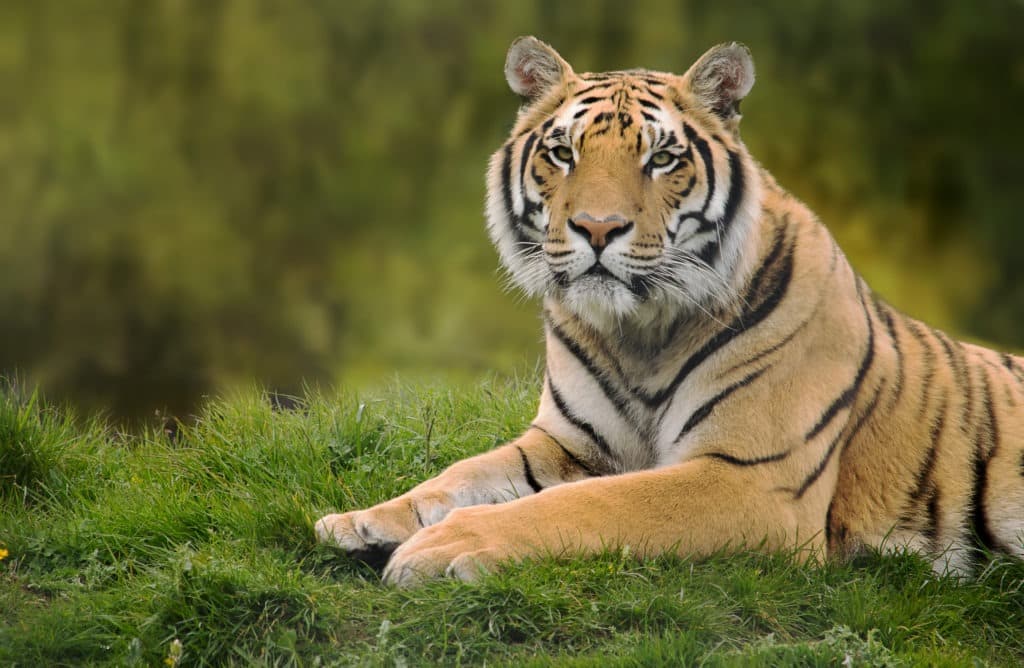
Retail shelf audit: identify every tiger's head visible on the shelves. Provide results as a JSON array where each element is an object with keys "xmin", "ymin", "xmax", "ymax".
[{"xmin": 486, "ymin": 37, "xmax": 763, "ymax": 331}]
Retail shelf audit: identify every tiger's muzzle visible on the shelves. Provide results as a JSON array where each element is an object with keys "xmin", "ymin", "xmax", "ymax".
[{"xmin": 567, "ymin": 213, "xmax": 634, "ymax": 252}]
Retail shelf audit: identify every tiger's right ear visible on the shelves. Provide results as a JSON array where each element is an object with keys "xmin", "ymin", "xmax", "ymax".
[{"xmin": 505, "ymin": 36, "xmax": 574, "ymax": 101}]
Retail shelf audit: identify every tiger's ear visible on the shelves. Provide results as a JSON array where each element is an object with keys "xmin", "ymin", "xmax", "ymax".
[
  {"xmin": 505, "ymin": 36, "xmax": 574, "ymax": 101},
  {"xmin": 682, "ymin": 43, "xmax": 755, "ymax": 120}
]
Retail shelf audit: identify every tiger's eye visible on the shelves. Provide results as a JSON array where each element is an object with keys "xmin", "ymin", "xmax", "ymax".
[
  {"xmin": 552, "ymin": 145, "xmax": 574, "ymax": 163},
  {"xmin": 649, "ymin": 151, "xmax": 675, "ymax": 168}
]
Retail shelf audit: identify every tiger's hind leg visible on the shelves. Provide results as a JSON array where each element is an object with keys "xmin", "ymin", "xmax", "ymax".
[{"xmin": 982, "ymin": 444, "xmax": 1024, "ymax": 560}]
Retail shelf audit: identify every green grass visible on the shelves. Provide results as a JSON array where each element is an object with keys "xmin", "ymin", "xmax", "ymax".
[{"xmin": 1, "ymin": 374, "xmax": 1022, "ymax": 667}]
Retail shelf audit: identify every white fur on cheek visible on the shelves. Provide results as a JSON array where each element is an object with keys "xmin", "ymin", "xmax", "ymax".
[{"xmin": 485, "ymin": 148, "xmax": 549, "ymax": 297}]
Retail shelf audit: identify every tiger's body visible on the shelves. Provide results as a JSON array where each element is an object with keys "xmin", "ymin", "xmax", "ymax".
[{"xmin": 316, "ymin": 37, "xmax": 1024, "ymax": 586}]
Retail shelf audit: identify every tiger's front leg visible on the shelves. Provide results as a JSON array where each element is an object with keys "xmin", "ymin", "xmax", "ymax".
[
  {"xmin": 382, "ymin": 457, "xmax": 820, "ymax": 587},
  {"xmin": 314, "ymin": 426, "xmax": 599, "ymax": 563}
]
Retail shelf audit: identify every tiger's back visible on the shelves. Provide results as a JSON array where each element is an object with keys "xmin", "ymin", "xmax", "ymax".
[{"xmin": 316, "ymin": 37, "xmax": 1023, "ymax": 585}]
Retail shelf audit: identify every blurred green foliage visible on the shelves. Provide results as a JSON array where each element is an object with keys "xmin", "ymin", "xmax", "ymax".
[{"xmin": 0, "ymin": 0, "xmax": 1022, "ymax": 421}]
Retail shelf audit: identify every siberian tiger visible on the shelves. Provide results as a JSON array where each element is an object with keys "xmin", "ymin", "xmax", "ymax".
[{"xmin": 316, "ymin": 37, "xmax": 1024, "ymax": 587}]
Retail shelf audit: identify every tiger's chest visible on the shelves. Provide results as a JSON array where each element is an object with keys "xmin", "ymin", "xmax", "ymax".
[{"xmin": 542, "ymin": 320, "xmax": 778, "ymax": 472}]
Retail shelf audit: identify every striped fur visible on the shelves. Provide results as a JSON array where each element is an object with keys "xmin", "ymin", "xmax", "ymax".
[{"xmin": 317, "ymin": 38, "xmax": 1024, "ymax": 586}]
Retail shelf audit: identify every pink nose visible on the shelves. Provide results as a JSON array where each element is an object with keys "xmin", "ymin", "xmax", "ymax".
[{"xmin": 568, "ymin": 213, "xmax": 632, "ymax": 248}]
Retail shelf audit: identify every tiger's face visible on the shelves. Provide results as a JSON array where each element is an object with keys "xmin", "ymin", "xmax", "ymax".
[{"xmin": 487, "ymin": 39, "xmax": 761, "ymax": 329}]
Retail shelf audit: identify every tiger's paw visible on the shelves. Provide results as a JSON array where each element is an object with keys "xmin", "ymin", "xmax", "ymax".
[
  {"xmin": 316, "ymin": 500, "xmax": 425, "ymax": 566},
  {"xmin": 381, "ymin": 506, "xmax": 518, "ymax": 587},
  {"xmin": 315, "ymin": 492, "xmax": 460, "ymax": 566}
]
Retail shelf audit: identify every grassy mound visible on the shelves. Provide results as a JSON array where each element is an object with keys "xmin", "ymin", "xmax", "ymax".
[{"xmin": 1, "ymin": 376, "xmax": 1021, "ymax": 666}]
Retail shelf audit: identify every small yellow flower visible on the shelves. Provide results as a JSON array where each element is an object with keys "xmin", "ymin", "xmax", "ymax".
[
  {"xmin": 164, "ymin": 638, "xmax": 183, "ymax": 666},
  {"xmin": 0, "ymin": 548, "xmax": 9, "ymax": 561}
]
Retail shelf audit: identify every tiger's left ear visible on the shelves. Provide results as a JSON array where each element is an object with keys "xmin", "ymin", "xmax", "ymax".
[{"xmin": 682, "ymin": 43, "xmax": 755, "ymax": 121}]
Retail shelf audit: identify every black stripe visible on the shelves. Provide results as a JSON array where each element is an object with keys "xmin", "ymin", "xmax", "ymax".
[
  {"xmin": 529, "ymin": 423, "xmax": 602, "ymax": 477},
  {"xmin": 665, "ymin": 212, "xmax": 685, "ymax": 242},
  {"xmin": 700, "ymin": 448, "xmax": 790, "ymax": 467},
  {"xmin": 924, "ymin": 490, "xmax": 941, "ymax": 544},
  {"xmin": 1002, "ymin": 353, "xmax": 1024, "ymax": 385},
  {"xmin": 970, "ymin": 371, "xmax": 1002, "ymax": 558},
  {"xmin": 500, "ymin": 144, "xmax": 514, "ymax": 217},
  {"xmin": 641, "ymin": 225, "xmax": 793, "ymax": 407},
  {"xmin": 517, "ymin": 446, "xmax": 543, "ymax": 494},
  {"xmin": 981, "ymin": 369, "xmax": 1000, "ymax": 460},
  {"xmin": 694, "ymin": 238, "xmax": 720, "ymax": 270},
  {"xmin": 794, "ymin": 383, "xmax": 883, "ymax": 500},
  {"xmin": 901, "ymin": 393, "xmax": 948, "ymax": 545},
  {"xmin": 519, "ymin": 132, "xmax": 538, "ymax": 200},
  {"xmin": 824, "ymin": 499, "xmax": 834, "ymax": 547},
  {"xmin": 720, "ymin": 307, "xmax": 816, "ymax": 378},
  {"xmin": 697, "ymin": 150, "xmax": 745, "ymax": 267},
  {"xmin": 825, "ymin": 499, "xmax": 851, "ymax": 554},
  {"xmin": 970, "ymin": 449, "xmax": 998, "ymax": 558},
  {"xmin": 548, "ymin": 377, "xmax": 615, "ymax": 459},
  {"xmin": 548, "ymin": 320, "xmax": 634, "ymax": 422},
  {"xmin": 694, "ymin": 215, "xmax": 720, "ymax": 235},
  {"xmin": 875, "ymin": 299, "xmax": 905, "ymax": 409},
  {"xmin": 411, "ymin": 502, "xmax": 425, "ymax": 528},
  {"xmin": 539, "ymin": 151, "xmax": 560, "ymax": 170},
  {"xmin": 933, "ymin": 330, "xmax": 975, "ymax": 437},
  {"xmin": 574, "ymin": 82, "xmax": 615, "ymax": 96},
  {"xmin": 907, "ymin": 393, "xmax": 947, "ymax": 506},
  {"xmin": 675, "ymin": 367, "xmax": 769, "ymax": 442},
  {"xmin": 741, "ymin": 220, "xmax": 790, "ymax": 302},
  {"xmin": 805, "ymin": 284, "xmax": 877, "ymax": 442},
  {"xmin": 718, "ymin": 150, "xmax": 745, "ymax": 231},
  {"xmin": 568, "ymin": 313, "xmax": 634, "ymax": 394},
  {"xmin": 618, "ymin": 108, "xmax": 637, "ymax": 134},
  {"xmin": 904, "ymin": 321, "xmax": 935, "ymax": 418},
  {"xmin": 531, "ymin": 164, "xmax": 548, "ymax": 189},
  {"xmin": 499, "ymin": 143, "xmax": 532, "ymax": 246},
  {"xmin": 683, "ymin": 123, "xmax": 715, "ymax": 219},
  {"xmin": 522, "ymin": 196, "xmax": 542, "ymax": 219},
  {"xmin": 692, "ymin": 239, "xmax": 716, "ymax": 270},
  {"xmin": 933, "ymin": 329, "xmax": 957, "ymax": 367}
]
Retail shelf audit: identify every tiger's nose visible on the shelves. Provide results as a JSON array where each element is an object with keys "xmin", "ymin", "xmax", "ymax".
[{"xmin": 567, "ymin": 213, "xmax": 633, "ymax": 249}]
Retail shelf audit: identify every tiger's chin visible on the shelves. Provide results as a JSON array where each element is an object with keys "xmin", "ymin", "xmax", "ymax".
[
  {"xmin": 555, "ymin": 276, "xmax": 635, "ymax": 326},
  {"xmin": 554, "ymin": 274, "xmax": 687, "ymax": 334}
]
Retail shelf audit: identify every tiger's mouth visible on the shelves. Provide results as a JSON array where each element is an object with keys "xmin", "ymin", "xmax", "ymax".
[
  {"xmin": 583, "ymin": 264, "xmax": 617, "ymax": 280},
  {"xmin": 554, "ymin": 258, "xmax": 647, "ymax": 299},
  {"xmin": 552, "ymin": 260, "xmax": 626, "ymax": 285}
]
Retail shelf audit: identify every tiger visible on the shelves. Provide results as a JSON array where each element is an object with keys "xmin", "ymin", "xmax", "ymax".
[{"xmin": 316, "ymin": 36, "xmax": 1024, "ymax": 587}]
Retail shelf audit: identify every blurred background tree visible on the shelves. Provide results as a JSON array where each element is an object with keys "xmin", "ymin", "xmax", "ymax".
[{"xmin": 0, "ymin": 0, "xmax": 1021, "ymax": 422}]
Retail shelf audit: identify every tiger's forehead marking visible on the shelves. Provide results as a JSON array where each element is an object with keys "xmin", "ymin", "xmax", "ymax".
[{"xmin": 554, "ymin": 72, "xmax": 681, "ymax": 155}]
